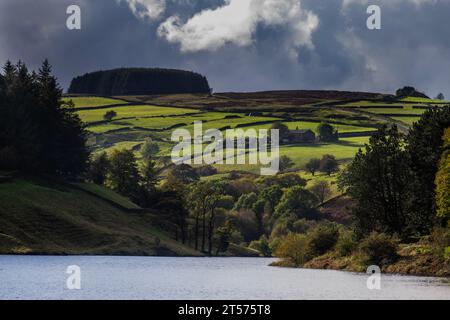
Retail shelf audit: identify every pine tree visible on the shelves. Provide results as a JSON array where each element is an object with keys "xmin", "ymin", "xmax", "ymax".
[
  {"xmin": 36, "ymin": 59, "xmax": 89, "ymax": 175},
  {"xmin": 339, "ymin": 126, "xmax": 411, "ymax": 236},
  {"xmin": 0, "ymin": 59, "xmax": 89, "ymax": 176}
]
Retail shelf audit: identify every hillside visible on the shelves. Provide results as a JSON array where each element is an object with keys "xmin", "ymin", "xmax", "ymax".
[
  {"xmin": 4, "ymin": 90, "xmax": 448, "ymax": 258},
  {"xmin": 68, "ymin": 68, "xmax": 211, "ymax": 96},
  {"xmin": 67, "ymin": 91, "xmax": 448, "ymax": 177},
  {"xmin": 0, "ymin": 175, "xmax": 201, "ymax": 256}
]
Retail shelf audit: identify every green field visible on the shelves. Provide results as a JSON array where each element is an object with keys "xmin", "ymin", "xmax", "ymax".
[
  {"xmin": 362, "ymin": 107, "xmax": 427, "ymax": 115},
  {"xmin": 391, "ymin": 116, "xmax": 422, "ymax": 126},
  {"xmin": 339, "ymin": 97, "xmax": 448, "ymax": 107},
  {"xmin": 64, "ymin": 96, "xmax": 126, "ymax": 109},
  {"xmin": 246, "ymin": 121, "xmax": 376, "ymax": 133},
  {"xmin": 86, "ymin": 112, "xmax": 282, "ymax": 134},
  {"xmin": 210, "ymin": 137, "xmax": 369, "ymax": 174},
  {"xmin": 78, "ymin": 105, "xmax": 200, "ymax": 123},
  {"xmin": 74, "ymin": 93, "xmax": 435, "ymax": 177},
  {"xmin": 399, "ymin": 97, "xmax": 449, "ymax": 104},
  {"xmin": 288, "ymin": 122, "xmax": 374, "ymax": 133},
  {"xmin": 338, "ymin": 100, "xmax": 405, "ymax": 107},
  {"xmin": 279, "ymin": 137, "xmax": 368, "ymax": 167}
]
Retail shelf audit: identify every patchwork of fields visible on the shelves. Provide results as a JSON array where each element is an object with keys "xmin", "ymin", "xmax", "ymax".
[{"xmin": 67, "ymin": 94, "xmax": 448, "ymax": 177}]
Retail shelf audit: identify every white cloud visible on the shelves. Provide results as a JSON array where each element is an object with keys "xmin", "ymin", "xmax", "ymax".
[
  {"xmin": 157, "ymin": 0, "xmax": 319, "ymax": 54},
  {"xmin": 119, "ymin": 0, "xmax": 166, "ymax": 20}
]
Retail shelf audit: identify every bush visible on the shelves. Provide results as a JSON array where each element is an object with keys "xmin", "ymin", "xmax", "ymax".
[
  {"xmin": 270, "ymin": 214, "xmax": 297, "ymax": 239},
  {"xmin": 335, "ymin": 230, "xmax": 358, "ymax": 257},
  {"xmin": 444, "ymin": 247, "xmax": 450, "ymax": 260},
  {"xmin": 249, "ymin": 236, "xmax": 271, "ymax": 257},
  {"xmin": 306, "ymin": 223, "xmax": 340, "ymax": 256},
  {"xmin": 292, "ymin": 219, "xmax": 317, "ymax": 234},
  {"xmin": 195, "ymin": 165, "xmax": 218, "ymax": 177},
  {"xmin": 275, "ymin": 233, "xmax": 311, "ymax": 266},
  {"xmin": 269, "ymin": 237, "xmax": 282, "ymax": 253},
  {"xmin": 359, "ymin": 233, "xmax": 399, "ymax": 266},
  {"xmin": 103, "ymin": 110, "xmax": 117, "ymax": 121},
  {"xmin": 230, "ymin": 230, "xmax": 245, "ymax": 246},
  {"xmin": 430, "ymin": 227, "xmax": 450, "ymax": 258}
]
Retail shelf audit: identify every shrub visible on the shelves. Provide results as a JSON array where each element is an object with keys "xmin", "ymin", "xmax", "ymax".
[
  {"xmin": 292, "ymin": 219, "xmax": 317, "ymax": 234},
  {"xmin": 335, "ymin": 230, "xmax": 358, "ymax": 257},
  {"xmin": 195, "ymin": 165, "xmax": 218, "ymax": 177},
  {"xmin": 270, "ymin": 214, "xmax": 297, "ymax": 239},
  {"xmin": 444, "ymin": 247, "xmax": 450, "ymax": 260},
  {"xmin": 306, "ymin": 223, "xmax": 340, "ymax": 256},
  {"xmin": 309, "ymin": 180, "xmax": 332, "ymax": 204},
  {"xmin": 230, "ymin": 229, "xmax": 245, "ymax": 245},
  {"xmin": 430, "ymin": 227, "xmax": 450, "ymax": 258},
  {"xmin": 249, "ymin": 236, "xmax": 271, "ymax": 257},
  {"xmin": 359, "ymin": 233, "xmax": 399, "ymax": 266},
  {"xmin": 275, "ymin": 233, "xmax": 311, "ymax": 266},
  {"xmin": 269, "ymin": 237, "xmax": 282, "ymax": 254},
  {"xmin": 103, "ymin": 110, "xmax": 117, "ymax": 121}
]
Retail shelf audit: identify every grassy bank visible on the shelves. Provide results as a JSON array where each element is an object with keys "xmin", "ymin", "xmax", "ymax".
[{"xmin": 0, "ymin": 176, "xmax": 201, "ymax": 257}]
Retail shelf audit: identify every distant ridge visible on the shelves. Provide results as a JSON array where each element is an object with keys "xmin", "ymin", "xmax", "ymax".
[
  {"xmin": 215, "ymin": 90, "xmax": 386, "ymax": 101},
  {"xmin": 68, "ymin": 68, "xmax": 211, "ymax": 96}
]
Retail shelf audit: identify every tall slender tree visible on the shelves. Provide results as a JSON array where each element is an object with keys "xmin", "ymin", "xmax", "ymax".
[{"xmin": 0, "ymin": 59, "xmax": 88, "ymax": 176}]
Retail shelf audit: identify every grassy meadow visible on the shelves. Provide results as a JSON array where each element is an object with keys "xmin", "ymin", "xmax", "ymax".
[
  {"xmin": 78, "ymin": 105, "xmax": 200, "ymax": 123},
  {"xmin": 68, "ymin": 93, "xmax": 448, "ymax": 178},
  {"xmin": 64, "ymin": 96, "xmax": 127, "ymax": 109}
]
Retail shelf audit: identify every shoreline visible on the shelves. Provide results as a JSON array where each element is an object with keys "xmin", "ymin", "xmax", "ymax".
[
  {"xmin": 271, "ymin": 252, "xmax": 450, "ymax": 278},
  {"xmin": 1, "ymin": 252, "xmax": 449, "ymax": 278}
]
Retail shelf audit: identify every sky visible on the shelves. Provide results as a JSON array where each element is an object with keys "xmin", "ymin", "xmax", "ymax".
[{"xmin": 0, "ymin": 0, "xmax": 449, "ymax": 97}]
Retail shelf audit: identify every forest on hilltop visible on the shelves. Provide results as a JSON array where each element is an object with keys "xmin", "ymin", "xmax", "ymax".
[{"xmin": 68, "ymin": 68, "xmax": 211, "ymax": 96}]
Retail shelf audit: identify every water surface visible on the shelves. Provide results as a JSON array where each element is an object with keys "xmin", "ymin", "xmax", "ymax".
[{"xmin": 0, "ymin": 256, "xmax": 448, "ymax": 300}]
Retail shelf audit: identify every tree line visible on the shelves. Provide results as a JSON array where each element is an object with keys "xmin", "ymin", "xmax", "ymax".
[
  {"xmin": 339, "ymin": 107, "xmax": 450, "ymax": 239},
  {"xmin": 0, "ymin": 60, "xmax": 88, "ymax": 176},
  {"xmin": 68, "ymin": 68, "xmax": 211, "ymax": 96}
]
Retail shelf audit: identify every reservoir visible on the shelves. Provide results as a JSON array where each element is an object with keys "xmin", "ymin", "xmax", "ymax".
[{"xmin": 0, "ymin": 256, "xmax": 448, "ymax": 300}]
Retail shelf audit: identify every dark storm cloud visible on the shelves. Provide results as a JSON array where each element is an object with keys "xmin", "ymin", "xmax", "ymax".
[{"xmin": 0, "ymin": 0, "xmax": 449, "ymax": 98}]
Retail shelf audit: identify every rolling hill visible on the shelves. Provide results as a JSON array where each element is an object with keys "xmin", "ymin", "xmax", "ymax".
[
  {"xmin": 0, "ymin": 174, "xmax": 200, "ymax": 256},
  {"xmin": 3, "ymin": 89, "xmax": 447, "ymax": 257}
]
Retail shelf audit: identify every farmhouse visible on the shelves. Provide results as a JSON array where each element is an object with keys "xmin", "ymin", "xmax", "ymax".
[{"xmin": 283, "ymin": 129, "xmax": 316, "ymax": 144}]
